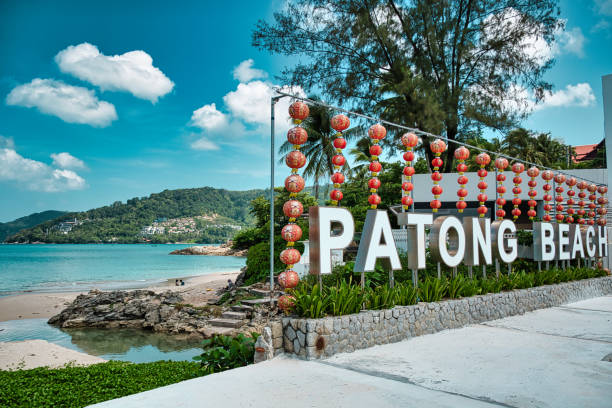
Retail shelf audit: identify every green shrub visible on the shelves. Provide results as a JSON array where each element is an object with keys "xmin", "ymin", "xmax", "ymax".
[
  {"xmin": 194, "ymin": 333, "xmax": 258, "ymax": 374},
  {"xmin": 327, "ymin": 279, "xmax": 365, "ymax": 316},
  {"xmin": 446, "ymin": 275, "xmax": 467, "ymax": 299},
  {"xmin": 290, "ymin": 283, "xmax": 330, "ymax": 318},
  {"xmin": 365, "ymin": 284, "xmax": 396, "ymax": 310},
  {"xmin": 0, "ymin": 361, "xmax": 204, "ymax": 408},
  {"xmin": 394, "ymin": 282, "xmax": 418, "ymax": 306},
  {"xmin": 418, "ymin": 277, "xmax": 447, "ymax": 302}
]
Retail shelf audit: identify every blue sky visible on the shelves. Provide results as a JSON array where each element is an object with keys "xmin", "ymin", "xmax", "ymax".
[{"xmin": 0, "ymin": 0, "xmax": 611, "ymax": 222}]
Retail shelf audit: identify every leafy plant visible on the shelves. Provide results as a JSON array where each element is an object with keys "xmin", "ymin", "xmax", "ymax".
[
  {"xmin": 418, "ymin": 277, "xmax": 447, "ymax": 302},
  {"xmin": 327, "ymin": 279, "xmax": 365, "ymax": 316},
  {"xmin": 290, "ymin": 283, "xmax": 330, "ymax": 318},
  {"xmin": 365, "ymin": 284, "xmax": 396, "ymax": 310},
  {"xmin": 394, "ymin": 282, "xmax": 418, "ymax": 306},
  {"xmin": 446, "ymin": 275, "xmax": 467, "ymax": 299},
  {"xmin": 194, "ymin": 333, "xmax": 258, "ymax": 374}
]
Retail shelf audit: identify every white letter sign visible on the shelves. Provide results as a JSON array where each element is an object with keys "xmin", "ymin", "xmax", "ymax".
[
  {"xmin": 354, "ymin": 210, "xmax": 402, "ymax": 272},
  {"xmin": 309, "ymin": 206, "xmax": 355, "ymax": 275}
]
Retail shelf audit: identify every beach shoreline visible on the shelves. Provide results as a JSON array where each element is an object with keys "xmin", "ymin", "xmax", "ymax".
[{"xmin": 0, "ymin": 270, "xmax": 241, "ymax": 323}]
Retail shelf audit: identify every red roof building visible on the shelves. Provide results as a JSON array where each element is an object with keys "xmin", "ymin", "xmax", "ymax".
[{"xmin": 572, "ymin": 139, "xmax": 605, "ymax": 163}]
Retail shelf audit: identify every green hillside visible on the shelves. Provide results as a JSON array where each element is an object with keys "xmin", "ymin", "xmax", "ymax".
[
  {"xmin": 5, "ymin": 187, "xmax": 266, "ymax": 244},
  {"xmin": 0, "ymin": 211, "xmax": 68, "ymax": 241}
]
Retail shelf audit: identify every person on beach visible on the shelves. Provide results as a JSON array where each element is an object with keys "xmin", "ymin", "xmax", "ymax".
[
  {"xmin": 175, "ymin": 279, "xmax": 179, "ymax": 286},
  {"xmin": 180, "ymin": 280, "xmax": 185, "ymax": 286}
]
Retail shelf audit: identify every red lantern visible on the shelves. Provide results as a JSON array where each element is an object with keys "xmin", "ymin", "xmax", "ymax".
[
  {"xmin": 369, "ymin": 161, "xmax": 382, "ymax": 173},
  {"xmin": 369, "ymin": 178, "xmax": 381, "ymax": 190},
  {"xmin": 401, "ymin": 133, "xmax": 418, "ymax": 211},
  {"xmin": 597, "ymin": 185, "xmax": 608, "ymax": 227},
  {"xmin": 554, "ymin": 174, "xmax": 566, "ymax": 223},
  {"xmin": 333, "ymin": 138, "xmax": 347, "ymax": 149},
  {"xmin": 564, "ymin": 177, "xmax": 577, "ymax": 224},
  {"xmin": 429, "ymin": 139, "xmax": 447, "ymax": 213},
  {"xmin": 332, "ymin": 155, "xmax": 346, "ymax": 167},
  {"xmin": 289, "ymin": 102, "xmax": 309, "ymax": 122},
  {"xmin": 525, "ymin": 166, "xmax": 539, "ymax": 220},
  {"xmin": 331, "ymin": 172, "xmax": 345, "ymax": 185},
  {"xmin": 369, "ymin": 145, "xmax": 382, "ymax": 157},
  {"xmin": 286, "ymin": 151, "xmax": 306, "ymax": 169},
  {"xmin": 587, "ymin": 184, "xmax": 598, "ymax": 225},
  {"xmin": 278, "ymin": 270, "xmax": 300, "ymax": 290},
  {"xmin": 278, "ymin": 295, "xmax": 296, "ymax": 312},
  {"xmin": 280, "ymin": 248, "xmax": 301, "ymax": 265},
  {"xmin": 283, "ymin": 200, "xmax": 303, "ymax": 219},
  {"xmin": 474, "ymin": 153, "xmax": 490, "ymax": 218},
  {"xmin": 287, "ymin": 127, "xmax": 308, "ymax": 146},
  {"xmin": 330, "ymin": 189, "xmax": 343, "ymax": 202},
  {"xmin": 368, "ymin": 124, "xmax": 387, "ymax": 140},
  {"xmin": 285, "ymin": 174, "xmax": 305, "ymax": 193},
  {"xmin": 331, "ymin": 114, "xmax": 350, "ymax": 132},
  {"xmin": 368, "ymin": 194, "xmax": 381, "ymax": 206},
  {"xmin": 510, "ymin": 163, "xmax": 524, "ymax": 221},
  {"xmin": 454, "ymin": 146, "xmax": 470, "ymax": 213},
  {"xmin": 494, "ymin": 157, "xmax": 509, "ymax": 220},
  {"xmin": 281, "ymin": 224, "xmax": 302, "ymax": 242},
  {"xmin": 402, "ymin": 181, "xmax": 414, "ymax": 192}
]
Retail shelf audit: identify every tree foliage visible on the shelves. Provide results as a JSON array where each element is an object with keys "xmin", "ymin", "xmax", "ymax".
[{"xmin": 253, "ymin": 0, "xmax": 562, "ymax": 171}]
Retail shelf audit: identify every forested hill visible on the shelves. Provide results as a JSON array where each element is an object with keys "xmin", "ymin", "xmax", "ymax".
[
  {"xmin": 0, "ymin": 210, "xmax": 67, "ymax": 241},
  {"xmin": 5, "ymin": 187, "xmax": 266, "ymax": 244}
]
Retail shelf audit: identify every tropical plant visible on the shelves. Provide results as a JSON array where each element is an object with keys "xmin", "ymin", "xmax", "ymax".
[
  {"xmin": 394, "ymin": 281, "xmax": 418, "ymax": 306},
  {"xmin": 366, "ymin": 284, "xmax": 397, "ymax": 310},
  {"xmin": 418, "ymin": 277, "xmax": 447, "ymax": 302},
  {"xmin": 194, "ymin": 333, "xmax": 259, "ymax": 374},
  {"xmin": 327, "ymin": 279, "xmax": 366, "ymax": 315},
  {"xmin": 290, "ymin": 283, "xmax": 331, "ymax": 318},
  {"xmin": 446, "ymin": 274, "xmax": 468, "ymax": 299}
]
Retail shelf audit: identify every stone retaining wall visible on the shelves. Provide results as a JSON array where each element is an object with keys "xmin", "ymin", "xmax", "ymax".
[{"xmin": 281, "ymin": 276, "xmax": 612, "ymax": 360}]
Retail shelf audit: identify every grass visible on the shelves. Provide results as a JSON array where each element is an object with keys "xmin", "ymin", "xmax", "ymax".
[{"xmin": 0, "ymin": 361, "xmax": 206, "ymax": 408}]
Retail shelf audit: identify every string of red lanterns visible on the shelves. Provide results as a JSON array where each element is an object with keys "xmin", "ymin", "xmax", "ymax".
[
  {"xmin": 511, "ymin": 163, "xmax": 524, "ymax": 221},
  {"xmin": 588, "ymin": 184, "xmax": 598, "ymax": 225},
  {"xmin": 526, "ymin": 167, "xmax": 539, "ymax": 220},
  {"xmin": 565, "ymin": 177, "xmax": 577, "ymax": 224},
  {"xmin": 367, "ymin": 124, "xmax": 386, "ymax": 209},
  {"xmin": 401, "ymin": 133, "xmax": 419, "ymax": 210},
  {"xmin": 329, "ymin": 114, "xmax": 350, "ymax": 205},
  {"xmin": 576, "ymin": 181, "xmax": 588, "ymax": 224},
  {"xmin": 454, "ymin": 146, "xmax": 470, "ymax": 213},
  {"xmin": 597, "ymin": 185, "xmax": 608, "ymax": 226},
  {"xmin": 278, "ymin": 101, "xmax": 309, "ymax": 307},
  {"xmin": 429, "ymin": 139, "xmax": 447, "ymax": 212},
  {"xmin": 554, "ymin": 174, "xmax": 566, "ymax": 223},
  {"xmin": 494, "ymin": 157, "xmax": 509, "ymax": 219},
  {"xmin": 475, "ymin": 153, "xmax": 490, "ymax": 218},
  {"xmin": 541, "ymin": 170, "xmax": 554, "ymax": 222}
]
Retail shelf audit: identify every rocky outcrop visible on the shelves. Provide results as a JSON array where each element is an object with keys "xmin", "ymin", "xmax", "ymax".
[
  {"xmin": 169, "ymin": 242, "xmax": 247, "ymax": 257},
  {"xmin": 48, "ymin": 289, "xmax": 213, "ymax": 336}
]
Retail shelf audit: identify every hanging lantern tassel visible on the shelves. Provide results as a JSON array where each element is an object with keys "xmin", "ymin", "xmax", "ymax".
[
  {"xmin": 330, "ymin": 114, "xmax": 350, "ymax": 206},
  {"xmin": 541, "ymin": 170, "xmax": 554, "ymax": 222},
  {"xmin": 278, "ymin": 102, "xmax": 311, "ymax": 292},
  {"xmin": 401, "ymin": 133, "xmax": 419, "ymax": 210},
  {"xmin": 475, "ymin": 153, "xmax": 491, "ymax": 218},
  {"xmin": 597, "ymin": 185, "xmax": 608, "ymax": 226},
  {"xmin": 454, "ymin": 146, "xmax": 470, "ymax": 213},
  {"xmin": 367, "ymin": 124, "xmax": 386, "ymax": 209},
  {"xmin": 554, "ymin": 174, "xmax": 566, "ymax": 223},
  {"xmin": 587, "ymin": 184, "xmax": 597, "ymax": 226},
  {"xmin": 526, "ymin": 166, "xmax": 539, "ymax": 220},
  {"xmin": 494, "ymin": 157, "xmax": 509, "ymax": 220},
  {"xmin": 510, "ymin": 163, "xmax": 524, "ymax": 221},
  {"xmin": 576, "ymin": 181, "xmax": 588, "ymax": 224},
  {"xmin": 429, "ymin": 139, "xmax": 447, "ymax": 213},
  {"xmin": 565, "ymin": 177, "xmax": 577, "ymax": 224}
]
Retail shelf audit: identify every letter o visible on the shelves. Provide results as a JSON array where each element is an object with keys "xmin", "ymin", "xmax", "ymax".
[{"xmin": 430, "ymin": 216, "xmax": 466, "ymax": 267}]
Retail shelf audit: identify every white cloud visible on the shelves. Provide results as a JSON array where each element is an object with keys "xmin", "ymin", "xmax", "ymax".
[
  {"xmin": 6, "ymin": 79, "xmax": 117, "ymax": 127},
  {"xmin": 55, "ymin": 43, "xmax": 174, "ymax": 103},
  {"xmin": 555, "ymin": 26, "xmax": 585, "ymax": 58},
  {"xmin": 190, "ymin": 136, "xmax": 219, "ymax": 151},
  {"xmin": 0, "ymin": 147, "xmax": 86, "ymax": 192},
  {"xmin": 233, "ymin": 59, "xmax": 268, "ymax": 82},
  {"xmin": 190, "ymin": 103, "xmax": 227, "ymax": 130},
  {"xmin": 536, "ymin": 83, "xmax": 595, "ymax": 110},
  {"xmin": 51, "ymin": 152, "xmax": 86, "ymax": 169}
]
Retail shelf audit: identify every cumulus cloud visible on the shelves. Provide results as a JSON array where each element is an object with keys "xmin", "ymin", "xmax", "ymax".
[
  {"xmin": 595, "ymin": 0, "xmax": 612, "ymax": 15},
  {"xmin": 190, "ymin": 103, "xmax": 227, "ymax": 130},
  {"xmin": 55, "ymin": 43, "xmax": 174, "ymax": 103},
  {"xmin": 0, "ymin": 147, "xmax": 86, "ymax": 192},
  {"xmin": 554, "ymin": 26, "xmax": 586, "ymax": 58},
  {"xmin": 233, "ymin": 59, "xmax": 268, "ymax": 82},
  {"xmin": 535, "ymin": 83, "xmax": 595, "ymax": 110},
  {"xmin": 190, "ymin": 136, "xmax": 219, "ymax": 151},
  {"xmin": 50, "ymin": 152, "xmax": 86, "ymax": 169},
  {"xmin": 6, "ymin": 79, "xmax": 117, "ymax": 127}
]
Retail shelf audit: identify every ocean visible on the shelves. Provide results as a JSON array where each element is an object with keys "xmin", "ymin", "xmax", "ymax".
[{"xmin": 0, "ymin": 244, "xmax": 246, "ymax": 295}]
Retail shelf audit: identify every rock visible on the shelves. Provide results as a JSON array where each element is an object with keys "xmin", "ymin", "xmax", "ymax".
[{"xmin": 254, "ymin": 327, "xmax": 274, "ymax": 363}]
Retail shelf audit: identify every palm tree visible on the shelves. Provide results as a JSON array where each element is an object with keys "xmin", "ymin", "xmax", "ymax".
[{"xmin": 279, "ymin": 99, "xmax": 364, "ymax": 199}]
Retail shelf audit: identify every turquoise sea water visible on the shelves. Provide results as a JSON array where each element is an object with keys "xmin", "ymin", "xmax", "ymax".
[
  {"xmin": 0, "ymin": 319, "xmax": 203, "ymax": 363},
  {"xmin": 0, "ymin": 244, "xmax": 246, "ymax": 295}
]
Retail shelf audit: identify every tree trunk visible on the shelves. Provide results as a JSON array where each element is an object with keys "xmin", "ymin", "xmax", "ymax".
[{"xmin": 443, "ymin": 125, "xmax": 458, "ymax": 173}]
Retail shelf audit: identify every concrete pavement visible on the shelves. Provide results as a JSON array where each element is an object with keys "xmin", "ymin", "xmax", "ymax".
[{"xmin": 91, "ymin": 296, "xmax": 612, "ymax": 408}]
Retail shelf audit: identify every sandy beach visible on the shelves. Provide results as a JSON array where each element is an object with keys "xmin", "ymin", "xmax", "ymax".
[
  {"xmin": 0, "ymin": 339, "xmax": 106, "ymax": 370},
  {"xmin": 0, "ymin": 270, "xmax": 241, "ymax": 322}
]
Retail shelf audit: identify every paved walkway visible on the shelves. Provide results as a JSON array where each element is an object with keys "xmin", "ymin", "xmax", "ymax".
[{"xmin": 91, "ymin": 296, "xmax": 612, "ymax": 408}]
